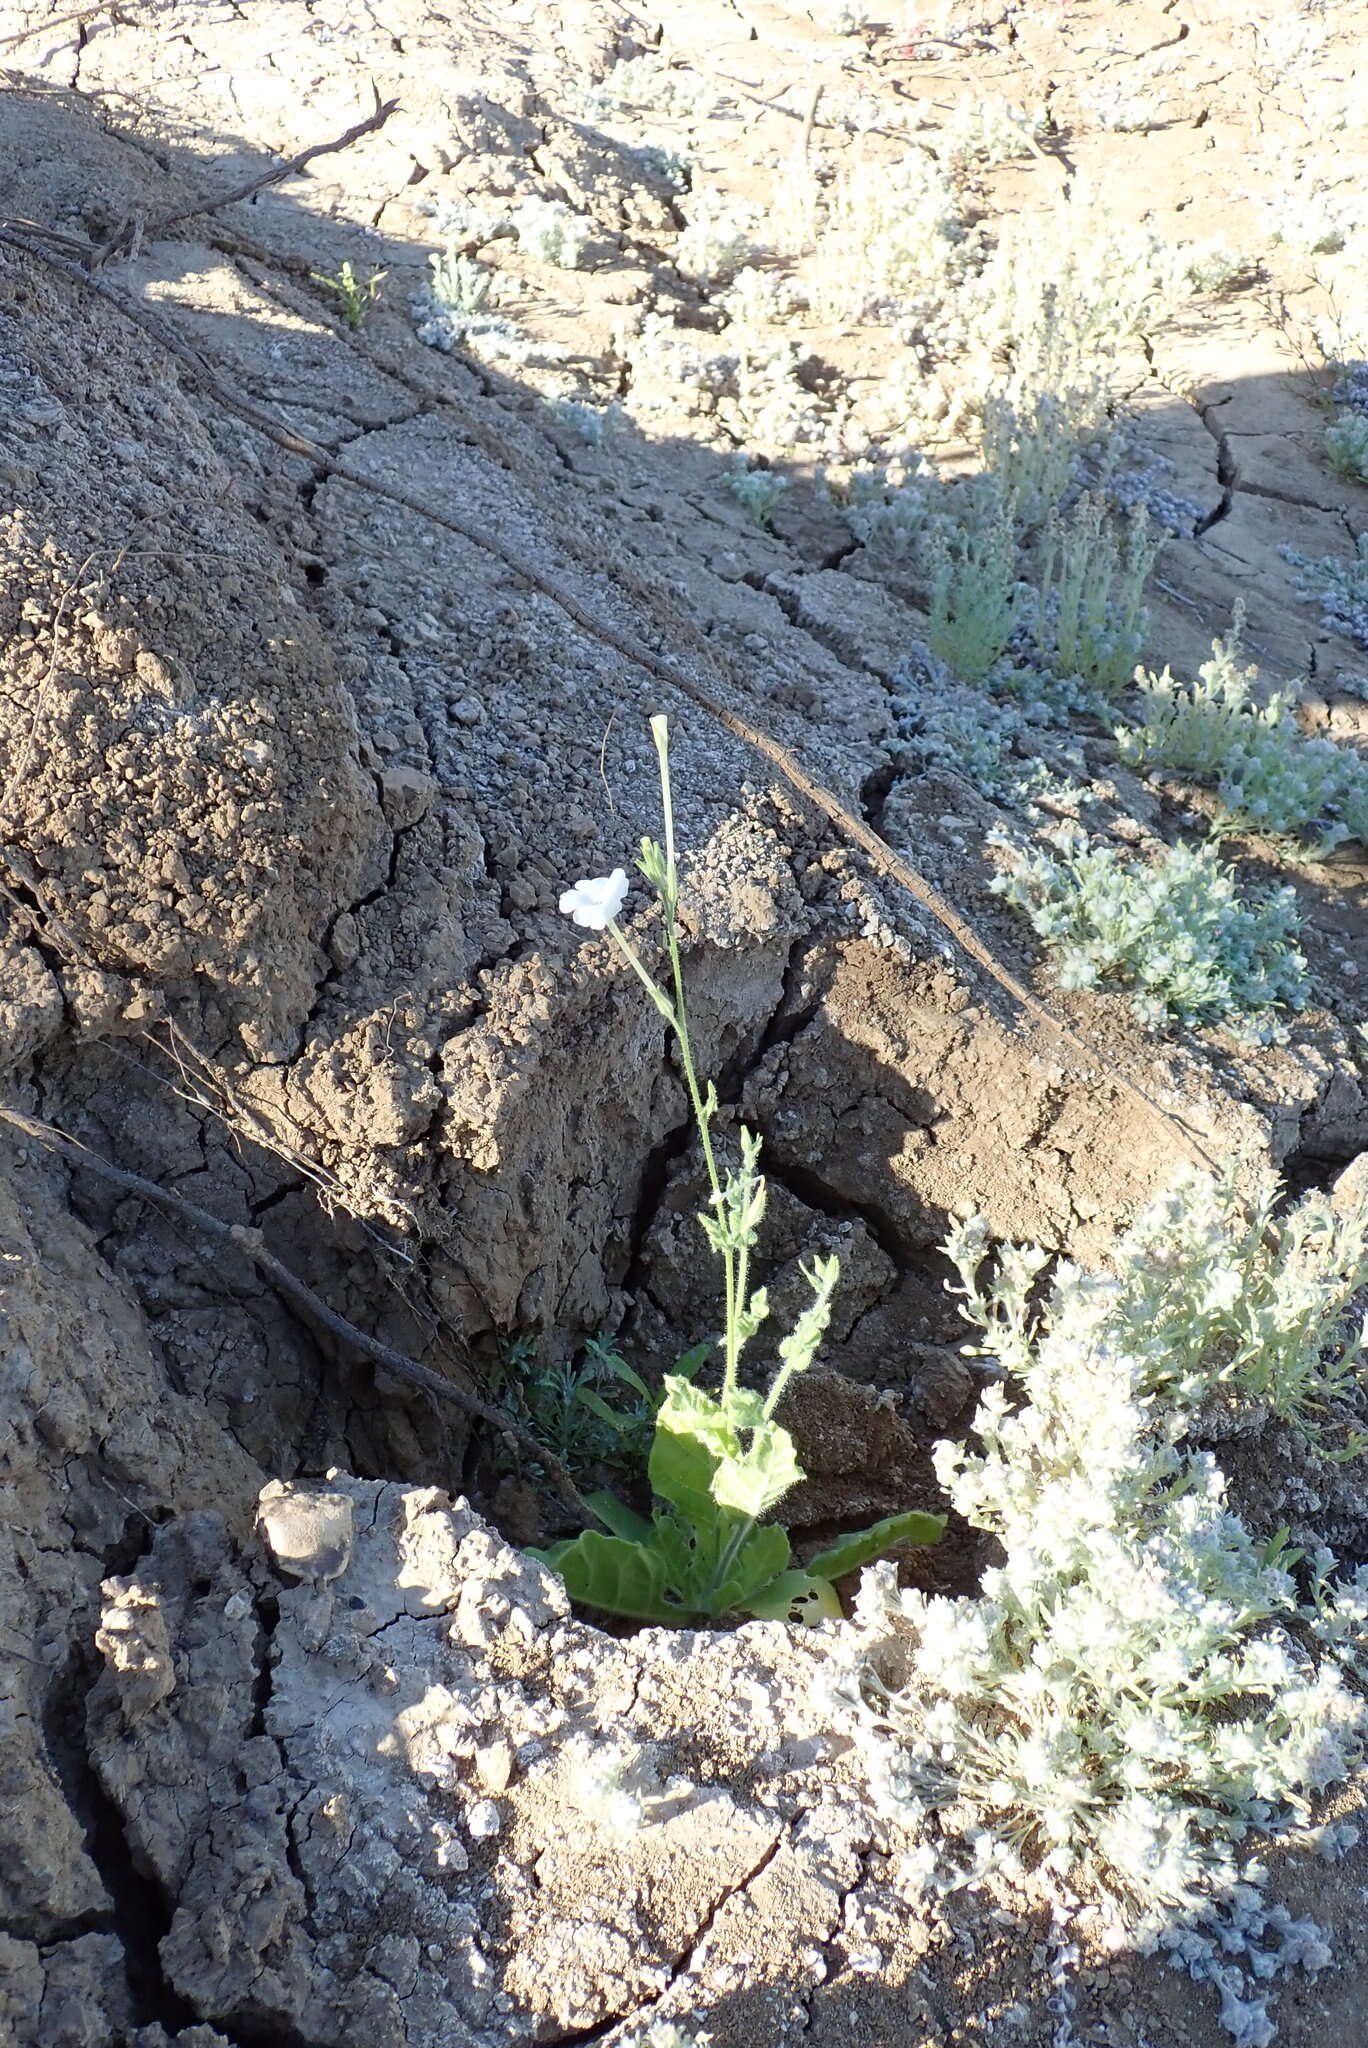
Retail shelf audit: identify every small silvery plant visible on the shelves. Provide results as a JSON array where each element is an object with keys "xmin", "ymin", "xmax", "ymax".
[
  {"xmin": 926, "ymin": 485, "xmax": 1027, "ymax": 683},
  {"xmin": 1119, "ymin": 634, "xmax": 1368, "ymax": 855},
  {"xmin": 510, "ymin": 196, "xmax": 592, "ymax": 270},
  {"xmin": 1282, "ymin": 533, "xmax": 1368, "ymax": 652},
  {"xmin": 937, "ymin": 94, "xmax": 1045, "ymax": 173},
  {"xmin": 991, "ymin": 828, "xmax": 1308, "ymax": 1035},
  {"xmin": 535, "ymin": 719, "xmax": 942, "ymax": 1623},
  {"xmin": 950, "ymin": 1163, "xmax": 1368, "ymax": 1451},
  {"xmin": 578, "ymin": 54, "xmax": 721, "ymax": 123},
  {"xmin": 1033, "ymin": 495, "xmax": 1162, "ymax": 694},
  {"xmin": 725, "ymin": 455, "xmax": 788, "ymax": 529},
  {"xmin": 673, "ymin": 189, "xmax": 756, "ymax": 284},
  {"xmin": 415, "ymin": 246, "xmax": 522, "ymax": 355},
  {"xmin": 833, "ymin": 1166, "xmax": 1368, "ymax": 1948},
  {"xmin": 620, "ymin": 2024, "xmax": 711, "ymax": 2048},
  {"xmin": 888, "ymin": 659, "xmax": 1077, "ymax": 811},
  {"xmin": 979, "ymin": 385, "xmax": 1105, "ymax": 532},
  {"xmin": 559, "ymin": 1734, "xmax": 653, "ymax": 1838},
  {"xmin": 1325, "ymin": 408, "xmax": 1368, "ymax": 484},
  {"xmin": 839, "ymin": 455, "xmax": 941, "ymax": 557},
  {"xmin": 546, "ymin": 396, "xmax": 624, "ymax": 447}
]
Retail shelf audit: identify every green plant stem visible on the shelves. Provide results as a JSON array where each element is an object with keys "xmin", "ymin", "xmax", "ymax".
[
  {"xmin": 604, "ymin": 916, "xmax": 739, "ymax": 1402},
  {"xmin": 648, "ymin": 715, "xmax": 741, "ymax": 1399},
  {"xmin": 707, "ymin": 1512, "xmax": 757, "ymax": 1607}
]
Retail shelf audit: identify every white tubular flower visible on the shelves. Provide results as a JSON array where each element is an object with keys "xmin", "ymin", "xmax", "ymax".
[{"xmin": 559, "ymin": 868, "xmax": 628, "ymax": 929}]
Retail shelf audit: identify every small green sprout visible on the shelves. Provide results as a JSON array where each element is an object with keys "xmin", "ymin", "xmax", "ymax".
[{"xmin": 311, "ymin": 259, "xmax": 387, "ymax": 331}]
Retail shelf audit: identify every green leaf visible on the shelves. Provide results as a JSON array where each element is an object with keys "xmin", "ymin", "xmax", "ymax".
[
  {"xmin": 718, "ymin": 1521, "xmax": 791, "ymax": 1609},
  {"xmin": 739, "ymin": 1570, "xmax": 844, "ymax": 1624},
  {"xmin": 585, "ymin": 1490, "xmax": 654, "ymax": 1543},
  {"xmin": 540, "ymin": 1529, "xmax": 676, "ymax": 1621},
  {"xmin": 805, "ymin": 1509, "xmax": 946, "ymax": 1583},
  {"xmin": 649, "ymin": 1509, "xmax": 707, "ymax": 1605},
  {"xmin": 650, "ymin": 1378, "xmax": 735, "ymax": 1520},
  {"xmin": 672, "ymin": 1342, "xmax": 712, "ymax": 1383},
  {"xmin": 576, "ymin": 1387, "xmax": 638, "ymax": 1432},
  {"xmin": 588, "ymin": 1343, "xmax": 654, "ymax": 1404},
  {"xmin": 710, "ymin": 1420, "xmax": 805, "ymax": 1519},
  {"xmin": 649, "ymin": 1419, "xmax": 723, "ymax": 1524}
]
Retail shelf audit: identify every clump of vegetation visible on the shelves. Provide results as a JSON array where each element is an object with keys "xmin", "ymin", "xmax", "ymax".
[
  {"xmin": 1283, "ymin": 533, "xmax": 1368, "ymax": 651},
  {"xmin": 991, "ymin": 829, "xmax": 1307, "ymax": 1034},
  {"xmin": 839, "ymin": 455, "xmax": 942, "ymax": 558},
  {"xmin": 415, "ymin": 245, "xmax": 520, "ymax": 355},
  {"xmin": 620, "ymin": 2024, "xmax": 711, "ymax": 2048},
  {"xmin": 725, "ymin": 455, "xmax": 788, "ymax": 528},
  {"xmin": 511, "ymin": 196, "xmax": 593, "ymax": 270},
  {"xmin": 535, "ymin": 719, "xmax": 942, "ymax": 1623},
  {"xmin": 809, "ymin": 146, "xmax": 972, "ymax": 321},
  {"xmin": 888, "ymin": 660, "xmax": 1080, "ymax": 810},
  {"xmin": 674, "ymin": 189, "xmax": 756, "ymax": 282},
  {"xmin": 936, "ymin": 94, "xmax": 1046, "ymax": 173},
  {"xmin": 579, "ymin": 53, "xmax": 722, "ymax": 123},
  {"xmin": 311, "ymin": 259, "xmax": 386, "ymax": 330},
  {"xmin": 837, "ymin": 1167, "xmax": 1368, "ymax": 1935},
  {"xmin": 1033, "ymin": 495, "xmax": 1161, "ymax": 694},
  {"xmin": 547, "ymin": 396, "xmax": 624, "ymax": 446},
  {"xmin": 485, "ymin": 1334, "xmax": 656, "ymax": 1479},
  {"xmin": 979, "ymin": 384, "xmax": 1107, "ymax": 530},
  {"xmin": 925, "ymin": 484, "xmax": 1027, "ymax": 681},
  {"xmin": 1120, "ymin": 633, "xmax": 1368, "ymax": 854},
  {"xmin": 1325, "ymin": 408, "xmax": 1368, "ymax": 484}
]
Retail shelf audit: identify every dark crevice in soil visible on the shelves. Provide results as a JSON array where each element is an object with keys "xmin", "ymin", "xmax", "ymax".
[
  {"xmin": 620, "ymin": 1067, "xmax": 694, "ymax": 1295},
  {"xmin": 735, "ymin": 936, "xmax": 828, "ymax": 1075},
  {"xmin": 1277, "ymin": 1139, "xmax": 1366, "ymax": 1203},
  {"xmin": 540, "ymin": 1830, "xmax": 787, "ymax": 2046},
  {"xmin": 30, "ymin": 1539, "xmax": 259, "ymax": 2045},
  {"xmin": 1194, "ymin": 399, "xmax": 1237, "ymax": 535},
  {"xmin": 250, "ymin": 1178, "xmax": 309, "ymax": 1221},
  {"xmin": 761, "ymin": 1147, "xmax": 920, "ymax": 1271},
  {"xmin": 859, "ymin": 757, "xmax": 897, "ymax": 838},
  {"xmin": 77, "ymin": 1733, "xmax": 212, "ymax": 2038}
]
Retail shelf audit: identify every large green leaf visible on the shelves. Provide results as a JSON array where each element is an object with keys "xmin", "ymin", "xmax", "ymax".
[
  {"xmin": 649, "ymin": 1378, "xmax": 736, "ymax": 1520},
  {"xmin": 710, "ymin": 1420, "xmax": 804, "ymax": 1520},
  {"xmin": 648, "ymin": 1509, "xmax": 706, "ymax": 1606},
  {"xmin": 575, "ymin": 1387, "xmax": 637, "ymax": 1432},
  {"xmin": 585, "ymin": 1490, "xmax": 654, "ymax": 1543},
  {"xmin": 708, "ymin": 1521, "xmax": 791, "ymax": 1615},
  {"xmin": 535, "ymin": 1530, "xmax": 676, "ymax": 1621},
  {"xmin": 804, "ymin": 1509, "xmax": 946, "ymax": 1583},
  {"xmin": 649, "ymin": 1421, "xmax": 723, "ymax": 1526},
  {"xmin": 586, "ymin": 1344, "xmax": 654, "ymax": 1404},
  {"xmin": 739, "ymin": 1570, "xmax": 843, "ymax": 1624}
]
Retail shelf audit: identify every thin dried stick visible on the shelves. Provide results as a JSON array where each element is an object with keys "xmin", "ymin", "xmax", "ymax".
[
  {"xmin": 0, "ymin": 1102, "xmax": 589, "ymax": 1520},
  {"xmin": 0, "ymin": 5, "xmax": 121, "ymax": 51},
  {"xmin": 143, "ymin": 92, "xmax": 401, "ymax": 238}
]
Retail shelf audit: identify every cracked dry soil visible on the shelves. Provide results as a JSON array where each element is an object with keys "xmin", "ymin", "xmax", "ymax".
[{"xmin": 3, "ymin": 1, "xmax": 1368, "ymax": 2044}]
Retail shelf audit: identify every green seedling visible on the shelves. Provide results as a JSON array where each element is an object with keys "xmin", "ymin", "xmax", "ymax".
[{"xmin": 312, "ymin": 259, "xmax": 387, "ymax": 331}]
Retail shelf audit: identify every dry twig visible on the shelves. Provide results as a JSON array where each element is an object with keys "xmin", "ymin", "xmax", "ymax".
[
  {"xmin": 0, "ymin": 1101, "xmax": 590, "ymax": 1520},
  {"xmin": 143, "ymin": 91, "xmax": 401, "ymax": 239},
  {"xmin": 0, "ymin": 5, "xmax": 124, "ymax": 52}
]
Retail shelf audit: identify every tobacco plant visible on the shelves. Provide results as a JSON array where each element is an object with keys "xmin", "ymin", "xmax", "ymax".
[{"xmin": 534, "ymin": 719, "xmax": 942, "ymax": 1623}]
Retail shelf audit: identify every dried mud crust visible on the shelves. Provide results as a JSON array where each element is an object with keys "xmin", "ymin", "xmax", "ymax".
[{"xmin": 0, "ymin": 2, "xmax": 1367, "ymax": 2045}]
